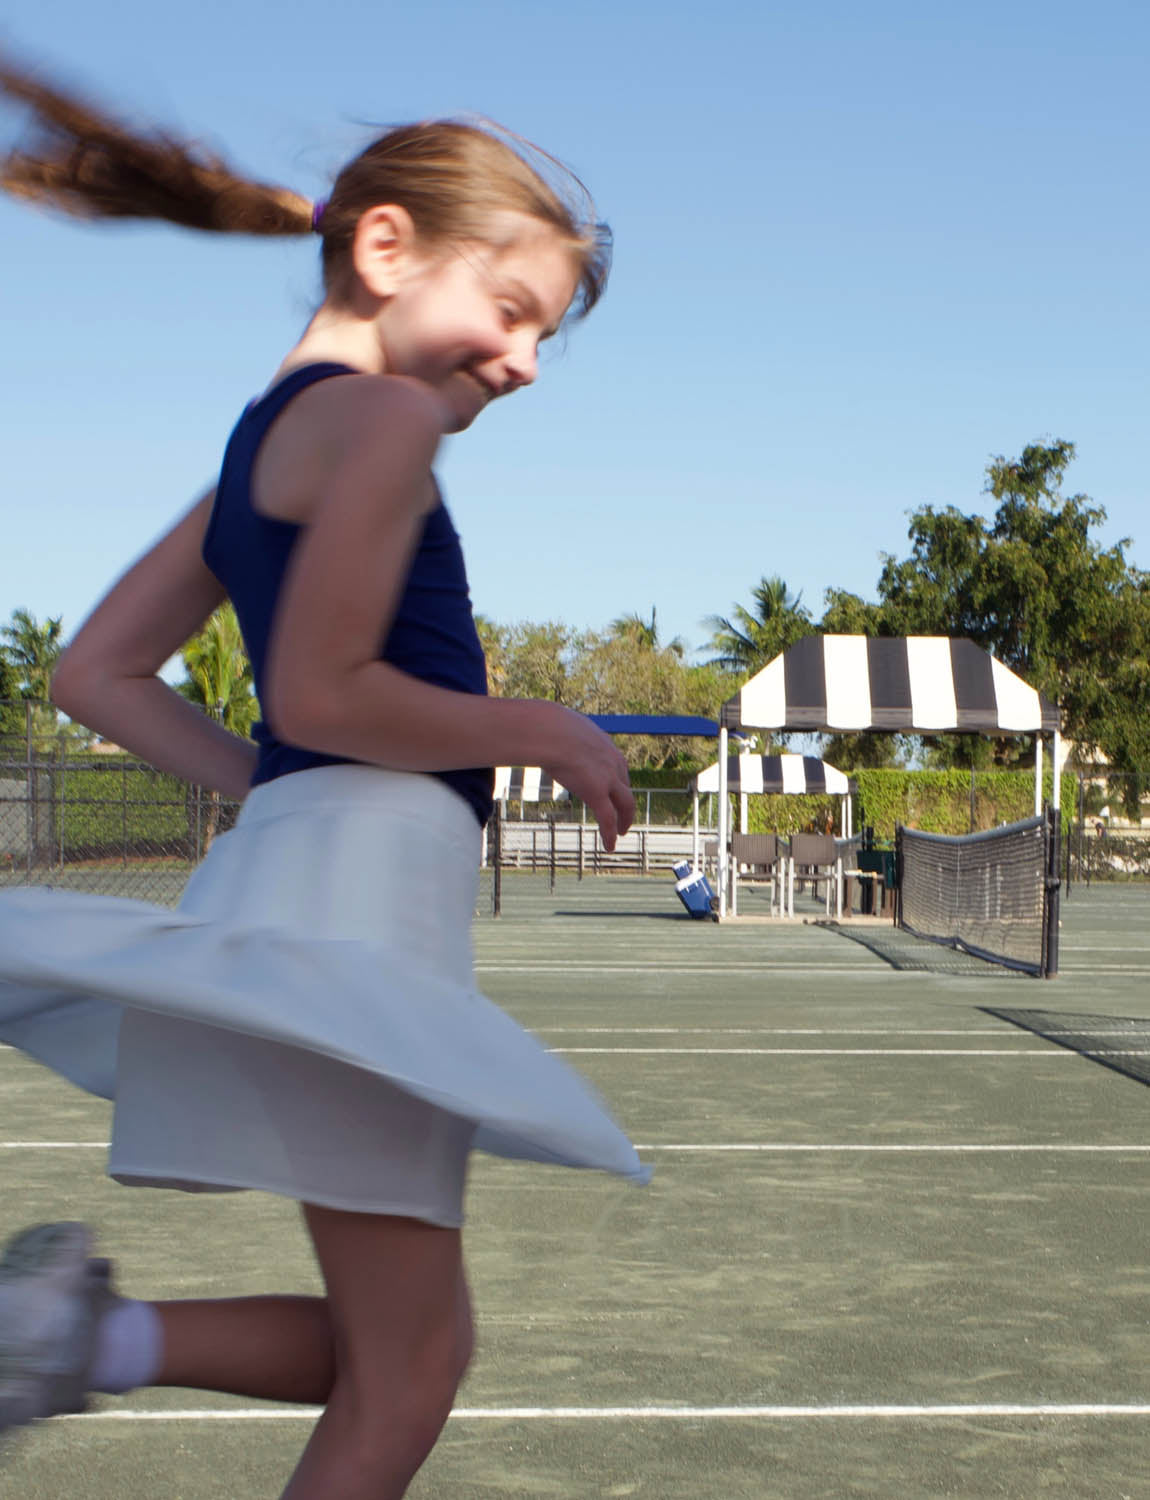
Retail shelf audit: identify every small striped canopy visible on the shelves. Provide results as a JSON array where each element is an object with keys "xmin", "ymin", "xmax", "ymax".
[
  {"xmin": 492, "ymin": 767, "xmax": 568, "ymax": 802},
  {"xmin": 721, "ymin": 636, "xmax": 1060, "ymax": 734},
  {"xmin": 693, "ymin": 754, "xmax": 850, "ymax": 796}
]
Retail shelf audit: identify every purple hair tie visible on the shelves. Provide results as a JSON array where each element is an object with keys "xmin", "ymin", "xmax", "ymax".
[{"xmin": 311, "ymin": 198, "xmax": 328, "ymax": 233}]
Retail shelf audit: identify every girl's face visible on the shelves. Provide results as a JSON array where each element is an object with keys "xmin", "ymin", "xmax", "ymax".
[{"xmin": 373, "ymin": 216, "xmax": 581, "ymax": 432}]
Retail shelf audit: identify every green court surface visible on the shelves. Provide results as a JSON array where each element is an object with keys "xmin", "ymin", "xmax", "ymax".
[{"xmin": 2, "ymin": 878, "xmax": 1148, "ymax": 1498}]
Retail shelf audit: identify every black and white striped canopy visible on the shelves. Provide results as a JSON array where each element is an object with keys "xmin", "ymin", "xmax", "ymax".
[
  {"xmin": 693, "ymin": 754, "xmax": 850, "ymax": 796},
  {"xmin": 721, "ymin": 636, "xmax": 1060, "ymax": 734},
  {"xmin": 492, "ymin": 767, "xmax": 568, "ymax": 802}
]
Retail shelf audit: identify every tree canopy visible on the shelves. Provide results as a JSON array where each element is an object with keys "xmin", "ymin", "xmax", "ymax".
[
  {"xmin": 871, "ymin": 441, "xmax": 1149, "ymax": 771},
  {"xmin": 702, "ymin": 575, "xmax": 812, "ymax": 674},
  {"xmin": 176, "ymin": 602, "xmax": 259, "ymax": 738},
  {"xmin": 4, "ymin": 438, "xmax": 1146, "ymax": 784}
]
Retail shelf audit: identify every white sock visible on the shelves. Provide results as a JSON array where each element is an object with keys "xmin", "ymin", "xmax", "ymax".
[{"xmin": 89, "ymin": 1298, "xmax": 164, "ymax": 1394}]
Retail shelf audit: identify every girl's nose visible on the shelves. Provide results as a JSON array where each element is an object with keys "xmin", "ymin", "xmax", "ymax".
[{"xmin": 502, "ymin": 337, "xmax": 538, "ymax": 390}]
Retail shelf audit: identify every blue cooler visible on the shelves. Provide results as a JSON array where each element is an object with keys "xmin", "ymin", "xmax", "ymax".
[{"xmin": 671, "ymin": 861, "xmax": 716, "ymax": 920}]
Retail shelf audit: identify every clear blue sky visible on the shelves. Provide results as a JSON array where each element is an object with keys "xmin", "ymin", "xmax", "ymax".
[{"xmin": 2, "ymin": 0, "xmax": 1147, "ymax": 676}]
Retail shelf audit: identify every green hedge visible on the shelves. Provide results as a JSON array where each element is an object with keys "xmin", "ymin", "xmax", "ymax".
[
  {"xmin": 45, "ymin": 759, "xmax": 194, "ymax": 857},
  {"xmin": 853, "ymin": 769, "xmax": 1078, "ymax": 842},
  {"xmin": 745, "ymin": 794, "xmax": 840, "ymax": 838},
  {"xmin": 711, "ymin": 770, "xmax": 1077, "ymax": 844}
]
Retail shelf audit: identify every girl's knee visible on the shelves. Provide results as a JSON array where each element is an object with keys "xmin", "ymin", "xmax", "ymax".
[
  {"xmin": 343, "ymin": 1313, "xmax": 470, "ymax": 1421},
  {"xmin": 331, "ymin": 1328, "xmax": 468, "ymax": 1478}
]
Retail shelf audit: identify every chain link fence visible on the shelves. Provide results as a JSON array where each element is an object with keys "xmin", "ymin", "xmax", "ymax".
[
  {"xmin": 1, "ymin": 703, "xmax": 1147, "ymax": 903},
  {"xmin": 0, "ymin": 702, "xmax": 240, "ymax": 906},
  {"xmin": 1064, "ymin": 771, "xmax": 1150, "ymax": 886}
]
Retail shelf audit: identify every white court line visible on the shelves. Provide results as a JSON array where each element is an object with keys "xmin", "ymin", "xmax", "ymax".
[
  {"xmin": 539, "ymin": 1027, "xmax": 1150, "ymax": 1036},
  {"xmin": 1061, "ymin": 966, "xmax": 1150, "ymax": 974},
  {"xmin": 633, "ymin": 1144, "xmax": 1150, "ymax": 1154},
  {"xmin": 552, "ymin": 1047, "xmax": 1150, "ymax": 1056},
  {"xmin": 1062, "ymin": 945, "xmax": 1150, "ymax": 952},
  {"xmin": 476, "ymin": 965, "xmax": 881, "ymax": 975},
  {"xmin": 0, "ymin": 1142, "xmax": 107, "ymax": 1149},
  {"xmin": 479, "ymin": 962, "xmax": 1150, "ymax": 977},
  {"xmin": 3, "ymin": 1142, "xmax": 1149, "ymax": 1154},
  {"xmin": 64, "ymin": 1402, "xmax": 1150, "ymax": 1422}
]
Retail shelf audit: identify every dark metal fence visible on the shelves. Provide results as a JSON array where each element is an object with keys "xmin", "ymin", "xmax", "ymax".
[
  {"xmin": 1, "ymin": 703, "xmax": 1146, "ymax": 907},
  {"xmin": 0, "ymin": 702, "xmax": 241, "ymax": 905}
]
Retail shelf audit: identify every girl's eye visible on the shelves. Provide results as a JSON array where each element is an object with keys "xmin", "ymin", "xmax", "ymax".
[{"xmin": 498, "ymin": 303, "xmax": 520, "ymax": 328}]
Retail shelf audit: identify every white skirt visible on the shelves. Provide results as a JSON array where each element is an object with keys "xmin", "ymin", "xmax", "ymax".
[{"xmin": 0, "ymin": 765, "xmax": 649, "ymax": 1227}]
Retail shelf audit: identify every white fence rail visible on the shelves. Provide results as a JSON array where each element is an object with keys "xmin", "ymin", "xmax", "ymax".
[{"xmin": 486, "ymin": 818, "xmax": 714, "ymax": 876}]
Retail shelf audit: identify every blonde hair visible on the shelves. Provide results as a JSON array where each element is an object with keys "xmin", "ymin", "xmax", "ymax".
[{"xmin": 0, "ymin": 53, "xmax": 610, "ymax": 317}]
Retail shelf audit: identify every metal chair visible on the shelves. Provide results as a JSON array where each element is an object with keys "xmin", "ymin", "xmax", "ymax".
[
  {"xmin": 729, "ymin": 832, "xmax": 787, "ymax": 917},
  {"xmin": 787, "ymin": 833, "xmax": 843, "ymax": 918}
]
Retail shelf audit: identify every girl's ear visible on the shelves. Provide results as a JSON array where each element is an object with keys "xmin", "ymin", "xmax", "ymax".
[{"xmin": 352, "ymin": 204, "xmax": 421, "ymax": 298}]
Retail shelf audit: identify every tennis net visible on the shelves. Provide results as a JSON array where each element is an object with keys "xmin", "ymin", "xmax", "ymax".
[{"xmin": 897, "ymin": 812, "xmax": 1058, "ymax": 976}]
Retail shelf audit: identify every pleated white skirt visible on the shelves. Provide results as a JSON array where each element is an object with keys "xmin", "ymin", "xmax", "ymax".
[{"xmin": 0, "ymin": 765, "xmax": 649, "ymax": 1227}]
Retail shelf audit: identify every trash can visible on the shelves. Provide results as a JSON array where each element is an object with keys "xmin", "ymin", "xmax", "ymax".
[
  {"xmin": 856, "ymin": 849, "xmax": 896, "ymax": 915},
  {"xmin": 671, "ymin": 861, "xmax": 717, "ymax": 920}
]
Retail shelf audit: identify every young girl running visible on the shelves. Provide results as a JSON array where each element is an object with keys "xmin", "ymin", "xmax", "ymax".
[{"xmin": 0, "ymin": 58, "xmax": 646, "ymax": 1498}]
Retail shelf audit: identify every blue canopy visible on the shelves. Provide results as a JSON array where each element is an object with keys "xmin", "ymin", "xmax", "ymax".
[{"xmin": 589, "ymin": 714, "xmax": 719, "ymax": 737}]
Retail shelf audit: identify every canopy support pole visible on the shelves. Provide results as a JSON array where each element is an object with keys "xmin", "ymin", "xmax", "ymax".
[
  {"xmin": 1034, "ymin": 733, "xmax": 1043, "ymax": 816},
  {"xmin": 692, "ymin": 787, "xmax": 700, "ymax": 872},
  {"xmin": 717, "ymin": 727, "xmax": 729, "ymax": 917}
]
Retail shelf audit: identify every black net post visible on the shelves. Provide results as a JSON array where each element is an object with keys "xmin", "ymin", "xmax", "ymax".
[
  {"xmin": 549, "ymin": 813, "xmax": 557, "ymax": 893},
  {"xmin": 491, "ymin": 800, "xmax": 503, "ymax": 918},
  {"xmin": 893, "ymin": 825, "xmax": 903, "ymax": 926},
  {"xmin": 1043, "ymin": 804, "xmax": 1061, "ymax": 978}
]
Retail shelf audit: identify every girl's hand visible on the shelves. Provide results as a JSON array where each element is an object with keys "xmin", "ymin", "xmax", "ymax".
[{"xmin": 540, "ymin": 706, "xmax": 635, "ymax": 852}]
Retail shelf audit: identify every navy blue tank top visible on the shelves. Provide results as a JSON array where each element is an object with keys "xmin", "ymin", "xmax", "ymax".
[{"xmin": 202, "ymin": 362, "xmax": 494, "ymax": 828}]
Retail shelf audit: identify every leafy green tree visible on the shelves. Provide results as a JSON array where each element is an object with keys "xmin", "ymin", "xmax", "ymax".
[
  {"xmin": 0, "ymin": 653, "xmax": 25, "ymax": 739},
  {"xmin": 819, "ymin": 589, "xmax": 887, "ymax": 638},
  {"xmin": 875, "ymin": 441, "xmax": 1150, "ymax": 773},
  {"xmin": 814, "ymin": 591, "xmax": 902, "ymax": 766},
  {"xmin": 568, "ymin": 628, "xmax": 722, "ymax": 770},
  {"xmin": 479, "ymin": 614, "xmax": 729, "ymax": 773},
  {"xmin": 497, "ymin": 621, "xmax": 580, "ymax": 704},
  {"xmin": 473, "ymin": 613, "xmax": 508, "ymax": 696}
]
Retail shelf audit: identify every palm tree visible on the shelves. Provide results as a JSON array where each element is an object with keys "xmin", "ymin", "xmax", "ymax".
[
  {"xmin": 609, "ymin": 606, "xmax": 685, "ymax": 658},
  {"xmin": 178, "ymin": 602, "xmax": 258, "ymax": 736},
  {"xmin": 0, "ymin": 608, "xmax": 67, "ymax": 741},
  {"xmin": 702, "ymin": 576, "xmax": 812, "ymax": 674},
  {"xmin": 0, "ymin": 608, "xmax": 65, "ymax": 700},
  {"xmin": 473, "ymin": 613, "xmax": 508, "ymax": 696},
  {"xmin": 178, "ymin": 602, "xmax": 258, "ymax": 850}
]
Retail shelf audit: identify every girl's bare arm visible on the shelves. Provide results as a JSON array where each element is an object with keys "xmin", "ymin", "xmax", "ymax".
[
  {"xmin": 51, "ymin": 491, "xmax": 259, "ymax": 800},
  {"xmin": 265, "ymin": 377, "xmax": 634, "ymax": 845}
]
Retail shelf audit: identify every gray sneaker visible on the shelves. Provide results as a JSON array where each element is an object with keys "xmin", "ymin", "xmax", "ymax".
[{"xmin": 0, "ymin": 1223, "xmax": 108, "ymax": 1436}]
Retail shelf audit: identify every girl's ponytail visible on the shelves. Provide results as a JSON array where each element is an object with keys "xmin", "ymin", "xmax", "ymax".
[
  {"xmin": 2, "ymin": 52, "xmax": 610, "ymax": 316},
  {"xmin": 0, "ymin": 54, "xmax": 312, "ymax": 236}
]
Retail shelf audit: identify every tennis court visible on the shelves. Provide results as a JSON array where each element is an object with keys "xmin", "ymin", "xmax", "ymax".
[{"xmin": 2, "ymin": 876, "xmax": 1148, "ymax": 1498}]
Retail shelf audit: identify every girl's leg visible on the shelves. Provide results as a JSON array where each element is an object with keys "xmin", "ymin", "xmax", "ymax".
[
  {"xmin": 280, "ymin": 1203, "xmax": 473, "ymax": 1500},
  {"xmin": 151, "ymin": 1296, "xmax": 336, "ymax": 1404}
]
